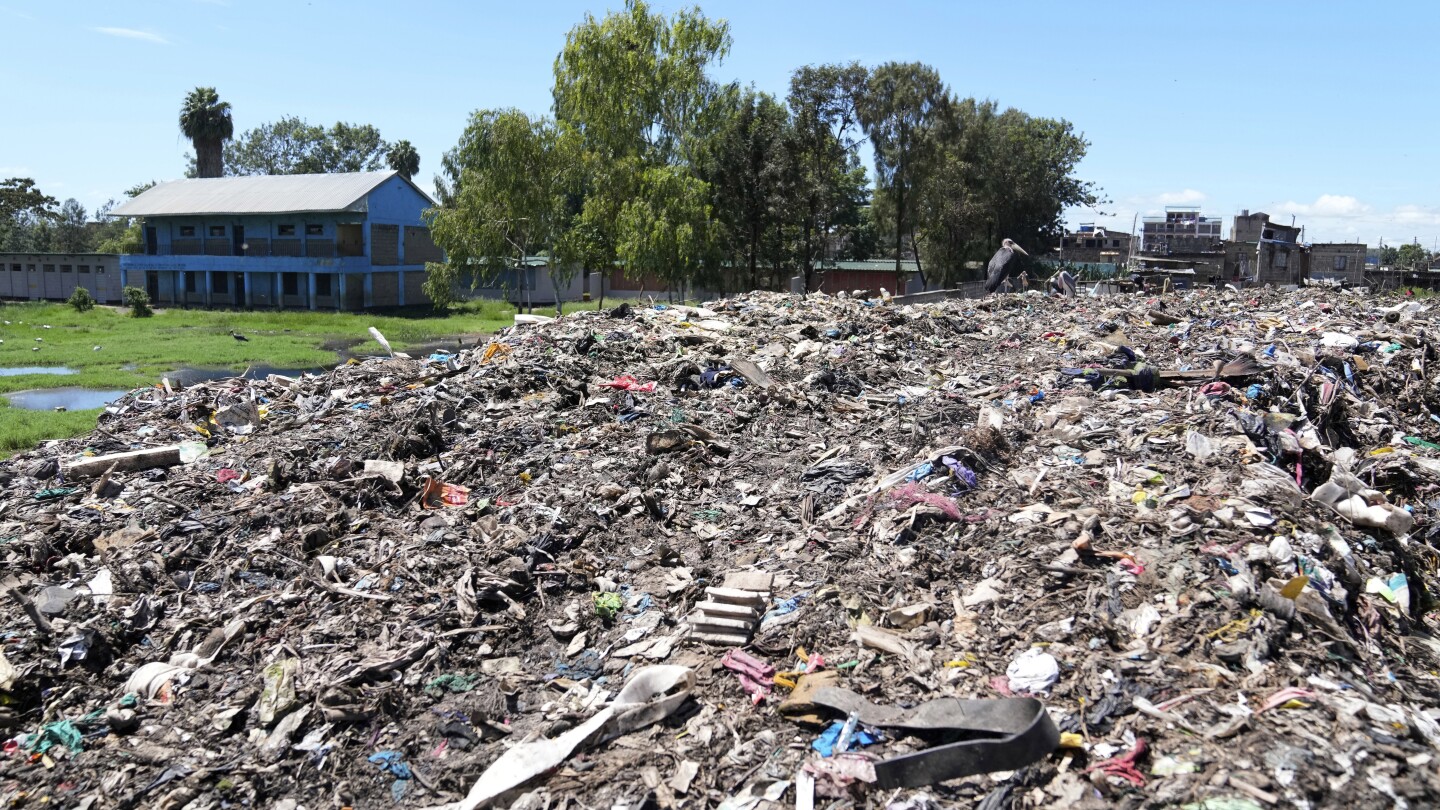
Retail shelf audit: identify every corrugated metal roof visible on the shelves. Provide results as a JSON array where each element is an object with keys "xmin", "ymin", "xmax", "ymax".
[{"xmin": 111, "ymin": 171, "xmax": 412, "ymax": 217}]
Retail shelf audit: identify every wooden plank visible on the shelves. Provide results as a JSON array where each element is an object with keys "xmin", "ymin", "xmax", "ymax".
[
  {"xmin": 692, "ymin": 601, "xmax": 760, "ymax": 618},
  {"xmin": 62, "ymin": 446, "xmax": 182, "ymax": 479},
  {"xmin": 704, "ymin": 586, "xmax": 769, "ymax": 604}
]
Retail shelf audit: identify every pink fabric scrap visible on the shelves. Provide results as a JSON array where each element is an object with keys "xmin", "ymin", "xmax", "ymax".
[
  {"xmin": 601, "ymin": 375, "xmax": 657, "ymax": 393},
  {"xmin": 889, "ymin": 482, "xmax": 962, "ymax": 520},
  {"xmin": 722, "ymin": 648, "xmax": 775, "ymax": 705},
  {"xmin": 1258, "ymin": 687, "xmax": 1317, "ymax": 713},
  {"xmin": 1084, "ymin": 738, "xmax": 1148, "ymax": 787}
]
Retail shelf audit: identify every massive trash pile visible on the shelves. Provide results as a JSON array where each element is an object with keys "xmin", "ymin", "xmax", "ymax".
[{"xmin": 3, "ymin": 287, "xmax": 1440, "ymax": 809}]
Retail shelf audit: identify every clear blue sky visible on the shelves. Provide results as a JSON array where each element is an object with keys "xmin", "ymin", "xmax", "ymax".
[{"xmin": 3, "ymin": 0, "xmax": 1437, "ymax": 247}]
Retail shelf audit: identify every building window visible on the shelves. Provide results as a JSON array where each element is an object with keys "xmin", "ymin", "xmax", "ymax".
[
  {"xmin": 78, "ymin": 264, "xmax": 90, "ymax": 273},
  {"xmin": 282, "ymin": 272, "xmax": 299, "ymax": 296},
  {"xmin": 315, "ymin": 274, "xmax": 332, "ymax": 296},
  {"xmin": 26, "ymin": 264, "xmax": 36, "ymax": 272},
  {"xmin": 179, "ymin": 225, "xmax": 196, "ymax": 237},
  {"xmin": 1262, "ymin": 229, "xmax": 1274, "ymax": 240},
  {"xmin": 212, "ymin": 272, "xmax": 229, "ymax": 294},
  {"xmin": 209, "ymin": 225, "xmax": 226, "ymax": 237},
  {"xmin": 1274, "ymin": 251, "xmax": 1289, "ymax": 269},
  {"xmin": 44, "ymin": 264, "xmax": 55, "ymax": 273},
  {"xmin": 1334, "ymin": 255, "xmax": 1348, "ymax": 271},
  {"xmin": 9, "ymin": 264, "xmax": 19, "ymax": 272},
  {"xmin": 95, "ymin": 265, "xmax": 105, "ymax": 274},
  {"xmin": 278, "ymin": 224, "xmax": 296, "ymax": 236},
  {"xmin": 60, "ymin": 264, "xmax": 72, "ymax": 273},
  {"xmin": 184, "ymin": 273, "xmax": 197, "ymax": 293},
  {"xmin": 305, "ymin": 223, "xmax": 324, "ymax": 236},
  {"xmin": 1112, "ymin": 240, "xmax": 1121, "ymax": 247}
]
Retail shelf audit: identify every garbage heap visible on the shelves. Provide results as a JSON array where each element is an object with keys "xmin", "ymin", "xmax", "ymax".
[{"xmin": 3, "ymin": 288, "xmax": 1440, "ymax": 810}]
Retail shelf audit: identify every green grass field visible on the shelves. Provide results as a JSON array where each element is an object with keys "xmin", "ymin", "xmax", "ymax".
[{"xmin": 0, "ymin": 298, "xmax": 532, "ymax": 456}]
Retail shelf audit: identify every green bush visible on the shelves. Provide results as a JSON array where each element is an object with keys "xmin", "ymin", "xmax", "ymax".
[
  {"xmin": 422, "ymin": 261, "xmax": 458, "ymax": 313},
  {"xmin": 67, "ymin": 286, "xmax": 96, "ymax": 312},
  {"xmin": 122, "ymin": 286, "xmax": 152, "ymax": 318}
]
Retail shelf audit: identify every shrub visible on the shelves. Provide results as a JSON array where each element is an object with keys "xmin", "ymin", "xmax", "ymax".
[
  {"xmin": 67, "ymin": 286, "xmax": 96, "ymax": 312},
  {"xmin": 122, "ymin": 286, "xmax": 153, "ymax": 318},
  {"xmin": 422, "ymin": 261, "xmax": 458, "ymax": 313}
]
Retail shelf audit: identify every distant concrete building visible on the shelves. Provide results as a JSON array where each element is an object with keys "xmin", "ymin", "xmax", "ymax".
[
  {"xmin": 1308, "ymin": 242, "xmax": 1368, "ymax": 285},
  {"xmin": 110, "ymin": 171, "xmax": 442, "ymax": 310},
  {"xmin": 0, "ymin": 253, "xmax": 123, "ymax": 303},
  {"xmin": 1141, "ymin": 207, "xmax": 1223, "ymax": 254},
  {"xmin": 1057, "ymin": 224, "xmax": 1131, "ymax": 264},
  {"xmin": 1226, "ymin": 210, "xmax": 1304, "ymax": 285}
]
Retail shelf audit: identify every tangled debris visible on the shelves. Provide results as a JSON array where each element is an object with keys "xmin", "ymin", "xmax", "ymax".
[{"xmin": 3, "ymin": 288, "xmax": 1440, "ymax": 809}]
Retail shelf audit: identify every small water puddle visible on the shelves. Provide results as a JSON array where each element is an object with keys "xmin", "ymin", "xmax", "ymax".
[
  {"xmin": 8, "ymin": 388, "xmax": 127, "ymax": 411},
  {"xmin": 0, "ymin": 366, "xmax": 76, "ymax": 377}
]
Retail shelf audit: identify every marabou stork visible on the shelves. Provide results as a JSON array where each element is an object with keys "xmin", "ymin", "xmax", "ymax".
[
  {"xmin": 983, "ymin": 238, "xmax": 1030, "ymax": 293},
  {"xmin": 230, "ymin": 331, "xmax": 249, "ymax": 342},
  {"xmin": 1050, "ymin": 269, "xmax": 1077, "ymax": 298}
]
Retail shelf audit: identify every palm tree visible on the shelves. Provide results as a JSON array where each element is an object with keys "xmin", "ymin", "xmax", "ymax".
[
  {"xmin": 387, "ymin": 140, "xmax": 420, "ymax": 180},
  {"xmin": 179, "ymin": 87, "xmax": 234, "ymax": 178}
]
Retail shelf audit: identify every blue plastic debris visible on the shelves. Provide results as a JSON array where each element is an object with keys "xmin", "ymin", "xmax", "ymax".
[
  {"xmin": 761, "ymin": 594, "xmax": 806, "ymax": 624},
  {"xmin": 906, "ymin": 462, "xmax": 935, "ymax": 482},
  {"xmin": 811, "ymin": 718, "xmax": 879, "ymax": 757},
  {"xmin": 368, "ymin": 750, "xmax": 413, "ymax": 780}
]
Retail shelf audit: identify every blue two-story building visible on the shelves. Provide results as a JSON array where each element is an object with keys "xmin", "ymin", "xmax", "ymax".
[{"xmin": 110, "ymin": 170, "xmax": 442, "ymax": 310}]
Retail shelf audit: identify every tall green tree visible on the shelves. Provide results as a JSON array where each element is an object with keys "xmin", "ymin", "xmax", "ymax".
[
  {"xmin": 215, "ymin": 117, "xmax": 391, "ymax": 175},
  {"xmin": 426, "ymin": 109, "xmax": 574, "ymax": 311},
  {"xmin": 179, "ymin": 87, "xmax": 233, "ymax": 178},
  {"xmin": 552, "ymin": 0, "xmax": 732, "ymax": 289},
  {"xmin": 789, "ymin": 62, "xmax": 869, "ymax": 288},
  {"xmin": 699, "ymin": 89, "xmax": 793, "ymax": 291},
  {"xmin": 55, "ymin": 199, "xmax": 90, "ymax": 252},
  {"xmin": 0, "ymin": 178, "xmax": 60, "ymax": 252},
  {"xmin": 1396, "ymin": 242, "xmax": 1429, "ymax": 270},
  {"xmin": 857, "ymin": 62, "xmax": 949, "ymax": 279},
  {"xmin": 913, "ymin": 99, "xmax": 1099, "ymax": 284},
  {"xmin": 387, "ymin": 140, "xmax": 421, "ymax": 180},
  {"xmin": 616, "ymin": 165, "xmax": 717, "ymax": 296}
]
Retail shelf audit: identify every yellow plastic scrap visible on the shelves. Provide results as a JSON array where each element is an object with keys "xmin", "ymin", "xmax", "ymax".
[
  {"xmin": 1279, "ymin": 574, "xmax": 1310, "ymax": 600},
  {"xmin": 1059, "ymin": 732, "xmax": 1085, "ymax": 749},
  {"xmin": 772, "ymin": 672, "xmax": 799, "ymax": 690},
  {"xmin": 480, "ymin": 342, "xmax": 512, "ymax": 364},
  {"xmin": 1207, "ymin": 609, "xmax": 1262, "ymax": 641},
  {"xmin": 192, "ymin": 424, "xmax": 211, "ymax": 438}
]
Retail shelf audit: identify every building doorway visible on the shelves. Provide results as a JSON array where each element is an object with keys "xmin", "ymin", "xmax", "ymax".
[{"xmin": 233, "ymin": 225, "xmax": 246, "ymax": 256}]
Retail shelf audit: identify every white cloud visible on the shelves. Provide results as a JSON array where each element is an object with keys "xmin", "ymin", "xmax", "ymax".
[
  {"xmin": 1391, "ymin": 205, "xmax": 1440, "ymax": 227},
  {"xmin": 1156, "ymin": 189, "xmax": 1206, "ymax": 205},
  {"xmin": 1272, "ymin": 194, "xmax": 1369, "ymax": 219},
  {"xmin": 93, "ymin": 27, "xmax": 169, "ymax": 44}
]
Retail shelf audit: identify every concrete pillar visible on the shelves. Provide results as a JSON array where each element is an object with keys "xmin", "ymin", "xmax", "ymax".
[
  {"xmin": 203, "ymin": 270, "xmax": 213, "ymax": 307},
  {"xmin": 362, "ymin": 274, "xmax": 374, "ymax": 309},
  {"xmin": 397, "ymin": 269, "xmax": 405, "ymax": 307},
  {"xmin": 243, "ymin": 272, "xmax": 254, "ymax": 308},
  {"xmin": 588, "ymin": 272, "xmax": 601, "ymax": 300},
  {"xmin": 337, "ymin": 274, "xmax": 347, "ymax": 311},
  {"xmin": 119, "ymin": 265, "xmax": 128, "ymax": 291},
  {"xmin": 790, "ymin": 275, "xmax": 805, "ymax": 294},
  {"xmin": 308, "ymin": 273, "xmax": 317, "ymax": 311},
  {"xmin": 178, "ymin": 271, "xmax": 187, "ymax": 305}
]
